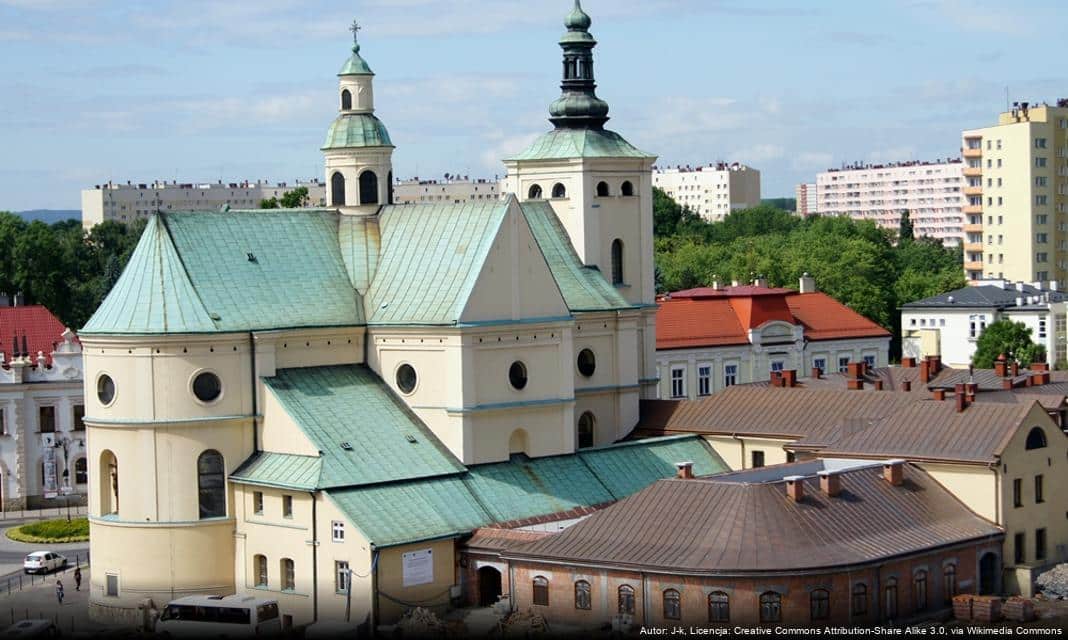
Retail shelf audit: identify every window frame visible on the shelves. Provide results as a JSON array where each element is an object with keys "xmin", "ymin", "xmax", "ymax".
[
  {"xmin": 810, "ymin": 588, "xmax": 830, "ymax": 621},
  {"xmin": 254, "ymin": 554, "xmax": 268, "ymax": 588},
  {"xmin": 708, "ymin": 591, "xmax": 729, "ymax": 623},
  {"xmin": 253, "ymin": 491, "xmax": 264, "ymax": 515},
  {"xmin": 670, "ymin": 366, "xmax": 686, "ymax": 398},
  {"xmin": 759, "ymin": 591, "xmax": 782, "ymax": 623},
  {"xmin": 574, "ymin": 580, "xmax": 591, "ymax": 610},
  {"xmin": 697, "ymin": 363, "xmax": 712, "ymax": 396},
  {"xmin": 942, "ymin": 564, "xmax": 957, "ymax": 605},
  {"xmin": 852, "ymin": 583, "xmax": 868, "ymax": 616},
  {"xmin": 197, "ymin": 449, "xmax": 226, "ymax": 519},
  {"xmin": 335, "ymin": 560, "xmax": 350, "ymax": 593},
  {"xmin": 618, "ymin": 584, "xmax": 635, "ymax": 615},
  {"xmin": 662, "ymin": 588, "xmax": 681, "ymax": 620},
  {"xmin": 332, "ymin": 520, "xmax": 345, "ymax": 542},
  {"xmin": 533, "ymin": 576, "xmax": 549, "ymax": 607},
  {"xmin": 913, "ymin": 570, "xmax": 928, "ymax": 612},
  {"xmin": 281, "ymin": 558, "xmax": 295, "ymax": 592}
]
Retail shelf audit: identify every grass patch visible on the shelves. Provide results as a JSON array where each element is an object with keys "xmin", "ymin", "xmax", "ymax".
[{"xmin": 7, "ymin": 517, "xmax": 89, "ymax": 543}]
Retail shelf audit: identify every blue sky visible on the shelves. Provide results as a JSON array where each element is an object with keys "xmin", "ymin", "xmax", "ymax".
[{"xmin": 2, "ymin": 0, "xmax": 1067, "ymax": 211}]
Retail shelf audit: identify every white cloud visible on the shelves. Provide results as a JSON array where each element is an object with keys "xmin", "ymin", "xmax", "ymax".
[
  {"xmin": 731, "ymin": 143, "xmax": 785, "ymax": 164},
  {"xmin": 790, "ymin": 152, "xmax": 833, "ymax": 171}
]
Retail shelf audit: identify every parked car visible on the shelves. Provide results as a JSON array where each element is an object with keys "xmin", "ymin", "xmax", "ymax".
[
  {"xmin": 0, "ymin": 620, "xmax": 60, "ymax": 638},
  {"xmin": 22, "ymin": 552, "xmax": 66, "ymax": 574}
]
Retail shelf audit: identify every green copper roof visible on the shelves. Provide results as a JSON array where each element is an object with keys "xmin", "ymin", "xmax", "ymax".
[
  {"xmin": 230, "ymin": 452, "xmax": 322, "ymax": 491},
  {"xmin": 580, "ymin": 435, "xmax": 727, "ymax": 498},
  {"xmin": 510, "ymin": 128, "xmax": 652, "ymax": 161},
  {"xmin": 366, "ymin": 201, "xmax": 510, "ymax": 325},
  {"xmin": 338, "ymin": 48, "xmax": 374, "ymax": 76},
  {"xmin": 263, "ymin": 365, "xmax": 464, "ymax": 489},
  {"xmin": 338, "ymin": 215, "xmax": 381, "ymax": 296},
  {"xmin": 462, "ymin": 454, "xmax": 614, "ymax": 523},
  {"xmin": 564, "ymin": 0, "xmax": 592, "ymax": 30},
  {"xmin": 83, "ymin": 215, "xmax": 218, "ymax": 335},
  {"xmin": 521, "ymin": 201, "xmax": 632, "ymax": 312},
  {"xmin": 322, "ymin": 113, "xmax": 392, "ymax": 150}
]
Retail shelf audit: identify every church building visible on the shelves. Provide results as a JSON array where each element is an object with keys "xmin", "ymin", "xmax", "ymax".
[{"xmin": 77, "ymin": 3, "xmax": 724, "ymax": 628}]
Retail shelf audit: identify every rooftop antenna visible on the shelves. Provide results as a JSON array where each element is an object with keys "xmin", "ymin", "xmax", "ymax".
[{"xmin": 1005, "ymin": 86, "xmax": 1010, "ymax": 112}]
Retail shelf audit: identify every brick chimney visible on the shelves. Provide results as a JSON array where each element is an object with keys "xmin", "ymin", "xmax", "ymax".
[
  {"xmin": 874, "ymin": 379, "xmax": 884, "ymax": 391},
  {"xmin": 675, "ymin": 461, "xmax": 694, "ymax": 479},
  {"xmin": 883, "ymin": 459, "xmax": 905, "ymax": 486},
  {"xmin": 932, "ymin": 388, "xmax": 946, "ymax": 401},
  {"xmin": 955, "ymin": 383, "xmax": 968, "ymax": 412},
  {"xmin": 901, "ymin": 356, "xmax": 916, "ymax": 368},
  {"xmin": 784, "ymin": 475, "xmax": 805, "ymax": 501},
  {"xmin": 811, "ymin": 366, "xmax": 822, "ymax": 380},
  {"xmin": 782, "ymin": 369, "xmax": 797, "ymax": 388},
  {"xmin": 847, "ymin": 362, "xmax": 863, "ymax": 379},
  {"xmin": 965, "ymin": 382, "xmax": 978, "ymax": 402},
  {"xmin": 770, "ymin": 370, "xmax": 782, "ymax": 387},
  {"xmin": 901, "ymin": 380, "xmax": 912, "ymax": 392},
  {"xmin": 818, "ymin": 470, "xmax": 841, "ymax": 497},
  {"xmin": 847, "ymin": 377, "xmax": 865, "ymax": 391},
  {"xmin": 1011, "ymin": 361, "xmax": 1019, "ymax": 378},
  {"xmin": 920, "ymin": 359, "xmax": 931, "ymax": 384},
  {"xmin": 994, "ymin": 354, "xmax": 1008, "ymax": 378},
  {"xmin": 1002, "ymin": 378, "xmax": 1014, "ymax": 390},
  {"xmin": 930, "ymin": 355, "xmax": 942, "ymax": 373}
]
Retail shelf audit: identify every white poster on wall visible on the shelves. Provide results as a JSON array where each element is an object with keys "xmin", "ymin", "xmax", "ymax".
[{"xmin": 402, "ymin": 548, "xmax": 434, "ymax": 587}]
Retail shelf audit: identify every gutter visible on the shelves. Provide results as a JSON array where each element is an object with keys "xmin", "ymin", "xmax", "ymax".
[{"xmin": 249, "ymin": 331, "xmax": 259, "ymax": 452}]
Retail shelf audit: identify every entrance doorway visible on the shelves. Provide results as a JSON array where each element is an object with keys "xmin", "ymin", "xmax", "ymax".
[
  {"xmin": 979, "ymin": 552, "xmax": 999, "ymax": 595},
  {"xmin": 478, "ymin": 566, "xmax": 502, "ymax": 606}
]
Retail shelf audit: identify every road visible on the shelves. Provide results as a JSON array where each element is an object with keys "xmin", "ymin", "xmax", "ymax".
[{"xmin": 0, "ymin": 519, "xmax": 89, "ymax": 583}]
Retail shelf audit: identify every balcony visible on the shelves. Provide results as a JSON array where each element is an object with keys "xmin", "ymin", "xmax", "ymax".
[
  {"xmin": 963, "ymin": 204, "xmax": 983, "ymax": 214},
  {"xmin": 963, "ymin": 147, "xmax": 983, "ymax": 158},
  {"xmin": 963, "ymin": 186, "xmax": 983, "ymax": 196},
  {"xmin": 965, "ymin": 260, "xmax": 984, "ymax": 272},
  {"xmin": 964, "ymin": 242, "xmax": 984, "ymax": 253},
  {"xmin": 964, "ymin": 223, "xmax": 984, "ymax": 233},
  {"xmin": 963, "ymin": 167, "xmax": 982, "ymax": 177}
]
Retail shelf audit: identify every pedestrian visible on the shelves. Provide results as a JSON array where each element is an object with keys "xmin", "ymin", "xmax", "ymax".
[
  {"xmin": 73, "ymin": 567, "xmax": 82, "ymax": 591},
  {"xmin": 55, "ymin": 580, "xmax": 64, "ymax": 605}
]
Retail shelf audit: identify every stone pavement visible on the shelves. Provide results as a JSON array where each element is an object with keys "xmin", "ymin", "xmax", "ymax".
[{"xmin": 0, "ymin": 567, "xmax": 116, "ymax": 635}]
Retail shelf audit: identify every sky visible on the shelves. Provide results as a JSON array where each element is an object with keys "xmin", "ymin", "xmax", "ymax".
[{"xmin": 2, "ymin": 0, "xmax": 1067, "ymax": 211}]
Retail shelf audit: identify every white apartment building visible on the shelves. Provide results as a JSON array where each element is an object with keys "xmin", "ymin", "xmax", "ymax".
[
  {"xmin": 815, "ymin": 159, "xmax": 964, "ymax": 246},
  {"xmin": 796, "ymin": 182, "xmax": 817, "ymax": 217},
  {"xmin": 392, "ymin": 176, "xmax": 502, "ymax": 204},
  {"xmin": 901, "ymin": 280, "xmax": 1068, "ymax": 369},
  {"xmin": 81, "ymin": 179, "xmax": 328, "ymax": 228},
  {"xmin": 653, "ymin": 163, "xmax": 761, "ymax": 221}
]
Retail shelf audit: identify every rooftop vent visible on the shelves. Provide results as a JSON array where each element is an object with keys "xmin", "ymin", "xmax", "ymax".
[
  {"xmin": 247, "ymin": 253, "xmax": 257, "ymax": 262},
  {"xmin": 405, "ymin": 434, "xmax": 418, "ymax": 443},
  {"xmin": 340, "ymin": 442, "xmax": 353, "ymax": 451}
]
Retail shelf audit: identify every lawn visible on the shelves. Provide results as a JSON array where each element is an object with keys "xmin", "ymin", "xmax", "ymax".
[{"xmin": 6, "ymin": 517, "xmax": 89, "ymax": 543}]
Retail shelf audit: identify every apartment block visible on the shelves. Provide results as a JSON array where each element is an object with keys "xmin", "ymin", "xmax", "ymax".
[
  {"xmin": 961, "ymin": 100, "xmax": 1068, "ymax": 284},
  {"xmin": 81, "ymin": 179, "xmax": 327, "ymax": 228},
  {"xmin": 392, "ymin": 176, "xmax": 501, "ymax": 204},
  {"xmin": 795, "ymin": 182, "xmax": 817, "ymax": 217},
  {"xmin": 653, "ymin": 163, "xmax": 761, "ymax": 221},
  {"xmin": 815, "ymin": 159, "xmax": 964, "ymax": 246}
]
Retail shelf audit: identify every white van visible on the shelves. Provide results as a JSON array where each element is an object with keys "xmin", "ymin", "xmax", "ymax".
[{"xmin": 156, "ymin": 594, "xmax": 281, "ymax": 637}]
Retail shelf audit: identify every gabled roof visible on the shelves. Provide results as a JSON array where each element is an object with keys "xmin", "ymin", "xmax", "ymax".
[
  {"xmin": 520, "ymin": 201, "xmax": 633, "ymax": 312},
  {"xmin": 0, "ymin": 305, "xmax": 71, "ymax": 366},
  {"xmin": 509, "ymin": 128, "xmax": 653, "ymax": 161},
  {"xmin": 503, "ymin": 464, "xmax": 1003, "ymax": 573},
  {"xmin": 230, "ymin": 452, "xmax": 322, "ymax": 491},
  {"xmin": 786, "ymin": 292, "xmax": 891, "ymax": 340},
  {"xmin": 262, "ymin": 365, "xmax": 464, "ymax": 488}
]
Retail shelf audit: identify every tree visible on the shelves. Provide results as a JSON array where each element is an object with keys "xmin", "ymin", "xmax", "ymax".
[
  {"xmin": 972, "ymin": 320, "xmax": 1046, "ymax": 368},
  {"xmin": 653, "ymin": 187, "xmax": 701, "ymax": 237},
  {"xmin": 899, "ymin": 209, "xmax": 914, "ymax": 241},
  {"xmin": 259, "ymin": 197, "xmax": 279, "ymax": 209},
  {"xmin": 279, "ymin": 186, "xmax": 309, "ymax": 208}
]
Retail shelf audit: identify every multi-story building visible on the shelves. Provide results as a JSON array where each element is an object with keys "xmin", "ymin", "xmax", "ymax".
[
  {"xmin": 80, "ymin": 180, "xmax": 328, "ymax": 228},
  {"xmin": 0, "ymin": 302, "xmax": 85, "ymax": 510},
  {"xmin": 901, "ymin": 280, "xmax": 1068, "ymax": 368},
  {"xmin": 795, "ymin": 182, "xmax": 817, "ymax": 217},
  {"xmin": 961, "ymin": 100, "xmax": 1068, "ymax": 283},
  {"xmin": 392, "ymin": 177, "xmax": 501, "ymax": 204},
  {"xmin": 815, "ymin": 159, "xmax": 964, "ymax": 246},
  {"xmin": 652, "ymin": 163, "xmax": 761, "ymax": 221}
]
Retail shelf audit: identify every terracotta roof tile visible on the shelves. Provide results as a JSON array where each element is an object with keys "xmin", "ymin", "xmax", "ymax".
[
  {"xmin": 0, "ymin": 305, "xmax": 70, "ymax": 366},
  {"xmin": 785, "ymin": 292, "xmax": 890, "ymax": 340}
]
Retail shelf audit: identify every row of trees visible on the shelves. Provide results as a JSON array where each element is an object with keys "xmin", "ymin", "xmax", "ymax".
[{"xmin": 0, "ymin": 213, "xmax": 145, "ymax": 330}]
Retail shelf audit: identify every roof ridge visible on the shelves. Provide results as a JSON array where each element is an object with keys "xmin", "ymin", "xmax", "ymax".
[
  {"xmin": 156, "ymin": 213, "xmax": 218, "ymax": 331},
  {"xmin": 455, "ymin": 200, "xmax": 519, "ymax": 322}
]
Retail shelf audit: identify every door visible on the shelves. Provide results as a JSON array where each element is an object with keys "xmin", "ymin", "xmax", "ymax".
[
  {"xmin": 478, "ymin": 566, "xmax": 502, "ymax": 607},
  {"xmin": 979, "ymin": 552, "xmax": 999, "ymax": 595}
]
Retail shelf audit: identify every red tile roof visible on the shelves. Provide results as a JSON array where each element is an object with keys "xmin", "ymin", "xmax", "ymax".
[
  {"xmin": 0, "ymin": 306, "xmax": 70, "ymax": 366},
  {"xmin": 656, "ymin": 287, "xmax": 889, "ymax": 350}
]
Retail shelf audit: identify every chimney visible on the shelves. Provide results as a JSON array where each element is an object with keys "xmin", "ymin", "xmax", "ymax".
[
  {"xmin": 930, "ymin": 355, "xmax": 942, "ymax": 373},
  {"xmin": 901, "ymin": 380, "xmax": 912, "ymax": 392},
  {"xmin": 1032, "ymin": 361, "xmax": 1049, "ymax": 373},
  {"xmin": 847, "ymin": 377, "xmax": 865, "ymax": 391},
  {"xmin": 932, "ymin": 388, "xmax": 946, "ymax": 401},
  {"xmin": 711, "ymin": 277, "xmax": 722, "ymax": 291},
  {"xmin": 920, "ymin": 359, "xmax": 931, "ymax": 384},
  {"xmin": 955, "ymin": 383, "xmax": 968, "ymax": 412},
  {"xmin": 818, "ymin": 470, "xmax": 841, "ymax": 497},
  {"xmin": 784, "ymin": 475, "xmax": 805, "ymax": 501},
  {"xmin": 811, "ymin": 366, "xmax": 822, "ymax": 380},
  {"xmin": 675, "ymin": 461, "xmax": 694, "ymax": 479},
  {"xmin": 753, "ymin": 276, "xmax": 768, "ymax": 288},
  {"xmin": 901, "ymin": 356, "xmax": 916, "ymax": 368},
  {"xmin": 994, "ymin": 354, "xmax": 1008, "ymax": 378},
  {"xmin": 965, "ymin": 382, "xmax": 978, "ymax": 399},
  {"xmin": 799, "ymin": 272, "xmax": 817, "ymax": 294},
  {"xmin": 1011, "ymin": 361, "xmax": 1019, "ymax": 377},
  {"xmin": 770, "ymin": 370, "xmax": 783, "ymax": 387},
  {"xmin": 782, "ymin": 369, "xmax": 797, "ymax": 388},
  {"xmin": 883, "ymin": 459, "xmax": 905, "ymax": 486},
  {"xmin": 874, "ymin": 379, "xmax": 884, "ymax": 391},
  {"xmin": 1002, "ymin": 378, "xmax": 1014, "ymax": 390},
  {"xmin": 847, "ymin": 362, "xmax": 864, "ymax": 379}
]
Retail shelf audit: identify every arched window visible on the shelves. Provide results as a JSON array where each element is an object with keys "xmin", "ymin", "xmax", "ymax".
[
  {"xmin": 596, "ymin": 181, "xmax": 610, "ymax": 197},
  {"xmin": 577, "ymin": 412, "xmax": 595, "ymax": 449},
  {"xmin": 621, "ymin": 180, "xmax": 634, "ymax": 197},
  {"xmin": 1026, "ymin": 427, "xmax": 1047, "ymax": 450},
  {"xmin": 281, "ymin": 558, "xmax": 295, "ymax": 591},
  {"xmin": 942, "ymin": 564, "xmax": 957, "ymax": 604},
  {"xmin": 331, "ymin": 172, "xmax": 345, "ymax": 206},
  {"xmin": 533, "ymin": 576, "xmax": 549, "ymax": 606},
  {"xmin": 810, "ymin": 588, "xmax": 830, "ymax": 621},
  {"xmin": 359, "ymin": 170, "xmax": 379, "ymax": 205},
  {"xmin": 388, "ymin": 171, "xmax": 394, "ymax": 204},
  {"xmin": 852, "ymin": 583, "xmax": 868, "ymax": 616},
  {"xmin": 611, "ymin": 239, "xmax": 624, "ymax": 285},
  {"xmin": 708, "ymin": 591, "xmax": 729, "ymax": 623},
  {"xmin": 254, "ymin": 554, "xmax": 268, "ymax": 588},
  {"xmin": 914, "ymin": 570, "xmax": 928, "ymax": 611},
  {"xmin": 100, "ymin": 449, "xmax": 118, "ymax": 515},
  {"xmin": 618, "ymin": 585, "xmax": 635, "ymax": 615},
  {"xmin": 884, "ymin": 577, "xmax": 898, "ymax": 620},
  {"xmin": 528, "ymin": 184, "xmax": 543, "ymax": 200},
  {"xmin": 759, "ymin": 591, "xmax": 782, "ymax": 623},
  {"xmin": 552, "ymin": 182, "xmax": 566, "ymax": 199},
  {"xmin": 197, "ymin": 449, "xmax": 226, "ymax": 519},
  {"xmin": 341, "ymin": 89, "xmax": 352, "ymax": 110},
  {"xmin": 74, "ymin": 458, "xmax": 88, "ymax": 485},
  {"xmin": 663, "ymin": 589, "xmax": 681, "ymax": 620},
  {"xmin": 574, "ymin": 580, "xmax": 591, "ymax": 610}
]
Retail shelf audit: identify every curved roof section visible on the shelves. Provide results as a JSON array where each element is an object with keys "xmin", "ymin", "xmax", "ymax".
[
  {"xmin": 339, "ymin": 49, "xmax": 374, "ymax": 76},
  {"xmin": 509, "ymin": 128, "xmax": 652, "ymax": 161},
  {"xmin": 322, "ymin": 113, "xmax": 392, "ymax": 150}
]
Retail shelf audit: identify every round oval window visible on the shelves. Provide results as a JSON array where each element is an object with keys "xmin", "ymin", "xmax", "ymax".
[
  {"xmin": 509, "ymin": 361, "xmax": 528, "ymax": 390},
  {"xmin": 577, "ymin": 348, "xmax": 596, "ymax": 377},
  {"xmin": 97, "ymin": 374, "xmax": 116, "ymax": 405},
  {"xmin": 192, "ymin": 371, "xmax": 222, "ymax": 403},
  {"xmin": 396, "ymin": 364, "xmax": 417, "ymax": 394}
]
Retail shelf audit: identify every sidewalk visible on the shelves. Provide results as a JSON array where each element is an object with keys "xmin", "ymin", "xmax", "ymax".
[
  {"xmin": 0, "ymin": 506, "xmax": 87, "ymax": 523},
  {"xmin": 0, "ymin": 568, "xmax": 116, "ymax": 635}
]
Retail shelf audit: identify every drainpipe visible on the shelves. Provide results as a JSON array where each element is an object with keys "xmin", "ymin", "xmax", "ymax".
[
  {"xmin": 249, "ymin": 332, "xmax": 259, "ymax": 452},
  {"xmin": 732, "ymin": 433, "xmax": 746, "ymax": 469},
  {"xmin": 508, "ymin": 561, "xmax": 517, "ymax": 614},
  {"xmin": 990, "ymin": 462, "xmax": 1001, "ymax": 524},
  {"xmin": 371, "ymin": 546, "xmax": 380, "ymax": 633},
  {"xmin": 641, "ymin": 571, "xmax": 649, "ymax": 625},
  {"xmin": 874, "ymin": 564, "xmax": 882, "ymax": 623},
  {"xmin": 310, "ymin": 493, "xmax": 318, "ymax": 622}
]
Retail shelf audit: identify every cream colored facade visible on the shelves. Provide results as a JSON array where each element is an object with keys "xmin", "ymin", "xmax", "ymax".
[
  {"xmin": 795, "ymin": 182, "xmax": 816, "ymax": 217},
  {"xmin": 962, "ymin": 101, "xmax": 1068, "ymax": 283},
  {"xmin": 80, "ymin": 180, "xmax": 327, "ymax": 228},
  {"xmin": 392, "ymin": 177, "xmax": 501, "ymax": 204},
  {"xmin": 814, "ymin": 159, "xmax": 964, "ymax": 246},
  {"xmin": 652, "ymin": 163, "xmax": 761, "ymax": 221}
]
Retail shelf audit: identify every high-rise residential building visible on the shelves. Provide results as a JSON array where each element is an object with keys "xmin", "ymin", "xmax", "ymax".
[
  {"xmin": 814, "ymin": 159, "xmax": 964, "ymax": 246},
  {"xmin": 392, "ymin": 176, "xmax": 501, "ymax": 204},
  {"xmin": 80, "ymin": 180, "xmax": 327, "ymax": 228},
  {"xmin": 652, "ymin": 163, "xmax": 761, "ymax": 221},
  {"xmin": 795, "ymin": 182, "xmax": 817, "ymax": 217},
  {"xmin": 961, "ymin": 100, "xmax": 1068, "ymax": 284}
]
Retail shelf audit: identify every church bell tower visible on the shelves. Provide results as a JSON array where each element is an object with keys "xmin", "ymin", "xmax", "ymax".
[{"xmin": 323, "ymin": 22, "xmax": 395, "ymax": 215}]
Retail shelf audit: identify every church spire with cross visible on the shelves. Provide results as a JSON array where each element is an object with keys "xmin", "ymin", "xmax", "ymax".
[{"xmin": 548, "ymin": 0, "xmax": 610, "ymax": 130}]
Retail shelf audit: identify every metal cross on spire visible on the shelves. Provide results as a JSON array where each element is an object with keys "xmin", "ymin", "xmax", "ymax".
[{"xmin": 349, "ymin": 20, "xmax": 361, "ymax": 44}]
